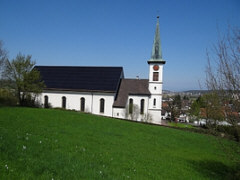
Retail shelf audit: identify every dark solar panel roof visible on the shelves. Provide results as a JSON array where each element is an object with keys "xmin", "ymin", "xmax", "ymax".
[
  {"xmin": 113, "ymin": 79, "xmax": 150, "ymax": 108},
  {"xmin": 34, "ymin": 66, "xmax": 124, "ymax": 92}
]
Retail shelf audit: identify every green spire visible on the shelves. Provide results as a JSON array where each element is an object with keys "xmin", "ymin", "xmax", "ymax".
[
  {"xmin": 148, "ymin": 16, "xmax": 165, "ymax": 64},
  {"xmin": 151, "ymin": 16, "xmax": 162, "ymax": 59}
]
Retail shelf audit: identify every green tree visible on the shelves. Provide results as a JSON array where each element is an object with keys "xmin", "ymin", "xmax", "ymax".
[
  {"xmin": 167, "ymin": 95, "xmax": 182, "ymax": 122},
  {"xmin": 191, "ymin": 94, "xmax": 225, "ymax": 126},
  {"xmin": 203, "ymin": 93, "xmax": 224, "ymax": 128},
  {"xmin": 190, "ymin": 96, "xmax": 205, "ymax": 122},
  {"xmin": 174, "ymin": 95, "xmax": 182, "ymax": 110},
  {"xmin": 183, "ymin": 95, "xmax": 189, "ymax": 100},
  {"xmin": 190, "ymin": 99, "xmax": 201, "ymax": 119},
  {"xmin": 3, "ymin": 53, "xmax": 45, "ymax": 106}
]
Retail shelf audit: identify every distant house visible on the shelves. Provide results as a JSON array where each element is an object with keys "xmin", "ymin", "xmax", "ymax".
[
  {"xmin": 178, "ymin": 113, "xmax": 189, "ymax": 123},
  {"xmin": 36, "ymin": 17, "xmax": 166, "ymax": 124},
  {"xmin": 161, "ymin": 109, "xmax": 169, "ymax": 120},
  {"xmin": 198, "ymin": 107, "xmax": 239, "ymax": 126}
]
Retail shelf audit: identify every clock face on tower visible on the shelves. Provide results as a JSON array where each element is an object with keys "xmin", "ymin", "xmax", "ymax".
[{"xmin": 153, "ymin": 65, "xmax": 159, "ymax": 71}]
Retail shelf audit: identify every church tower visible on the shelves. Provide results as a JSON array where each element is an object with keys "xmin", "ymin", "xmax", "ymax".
[{"xmin": 148, "ymin": 16, "xmax": 166, "ymax": 124}]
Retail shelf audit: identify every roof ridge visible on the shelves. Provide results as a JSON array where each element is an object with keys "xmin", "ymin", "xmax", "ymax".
[{"xmin": 123, "ymin": 78, "xmax": 148, "ymax": 80}]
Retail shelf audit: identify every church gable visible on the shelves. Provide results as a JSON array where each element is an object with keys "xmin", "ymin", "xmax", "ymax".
[
  {"xmin": 35, "ymin": 66, "xmax": 124, "ymax": 93},
  {"xmin": 113, "ymin": 79, "xmax": 150, "ymax": 108}
]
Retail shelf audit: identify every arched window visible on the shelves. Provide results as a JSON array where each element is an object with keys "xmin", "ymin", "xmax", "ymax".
[
  {"xmin": 62, "ymin": 96, "xmax": 66, "ymax": 109},
  {"xmin": 140, "ymin": 99, "xmax": 144, "ymax": 114},
  {"xmin": 100, "ymin": 98, "xmax": 105, "ymax": 113},
  {"xmin": 153, "ymin": 98, "xmax": 156, "ymax": 107},
  {"xmin": 80, "ymin": 97, "xmax": 85, "ymax": 112},
  {"xmin": 129, "ymin": 98, "xmax": 133, "ymax": 114},
  {"xmin": 44, "ymin": 95, "xmax": 48, "ymax": 108}
]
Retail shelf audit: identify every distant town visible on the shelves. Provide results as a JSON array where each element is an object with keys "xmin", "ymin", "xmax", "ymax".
[{"xmin": 162, "ymin": 90, "xmax": 214, "ymax": 125}]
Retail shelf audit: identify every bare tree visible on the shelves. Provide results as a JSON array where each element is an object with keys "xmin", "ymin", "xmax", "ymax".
[
  {"xmin": 141, "ymin": 113, "xmax": 152, "ymax": 123},
  {"xmin": 205, "ymin": 28, "xmax": 240, "ymax": 178},
  {"xmin": 0, "ymin": 40, "xmax": 8, "ymax": 80},
  {"xmin": 125, "ymin": 104, "xmax": 140, "ymax": 121},
  {"xmin": 206, "ymin": 26, "xmax": 240, "ymax": 141},
  {"xmin": 165, "ymin": 95, "xmax": 182, "ymax": 122}
]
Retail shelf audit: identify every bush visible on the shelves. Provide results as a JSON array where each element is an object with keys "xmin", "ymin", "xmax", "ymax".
[
  {"xmin": 216, "ymin": 125, "xmax": 240, "ymax": 142},
  {"xmin": 0, "ymin": 88, "xmax": 17, "ymax": 106},
  {"xmin": 21, "ymin": 95, "xmax": 42, "ymax": 108},
  {"xmin": 44, "ymin": 102, "xmax": 52, "ymax": 109}
]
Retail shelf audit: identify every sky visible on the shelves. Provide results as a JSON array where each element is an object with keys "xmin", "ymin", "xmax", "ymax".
[{"xmin": 0, "ymin": 0, "xmax": 239, "ymax": 91}]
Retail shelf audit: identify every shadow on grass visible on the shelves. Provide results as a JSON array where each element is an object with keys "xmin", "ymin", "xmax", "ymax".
[{"xmin": 188, "ymin": 159, "xmax": 240, "ymax": 180}]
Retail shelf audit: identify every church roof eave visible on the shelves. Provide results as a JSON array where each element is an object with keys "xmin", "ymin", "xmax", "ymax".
[
  {"xmin": 113, "ymin": 79, "xmax": 150, "ymax": 108},
  {"xmin": 147, "ymin": 59, "xmax": 166, "ymax": 64}
]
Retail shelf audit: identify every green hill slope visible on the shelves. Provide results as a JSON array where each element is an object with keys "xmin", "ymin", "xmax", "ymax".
[{"xmin": 0, "ymin": 107, "xmax": 239, "ymax": 179}]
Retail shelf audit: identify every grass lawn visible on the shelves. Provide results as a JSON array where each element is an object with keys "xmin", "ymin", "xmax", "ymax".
[{"xmin": 0, "ymin": 107, "xmax": 239, "ymax": 179}]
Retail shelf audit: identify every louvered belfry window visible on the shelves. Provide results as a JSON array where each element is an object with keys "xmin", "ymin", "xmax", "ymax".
[{"xmin": 153, "ymin": 72, "xmax": 159, "ymax": 81}]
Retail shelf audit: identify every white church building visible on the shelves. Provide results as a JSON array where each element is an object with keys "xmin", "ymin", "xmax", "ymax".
[{"xmin": 36, "ymin": 17, "xmax": 166, "ymax": 124}]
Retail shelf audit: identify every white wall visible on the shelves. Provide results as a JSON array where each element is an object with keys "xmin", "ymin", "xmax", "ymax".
[
  {"xmin": 147, "ymin": 63, "xmax": 164, "ymax": 124},
  {"xmin": 38, "ymin": 90, "xmax": 162, "ymax": 124},
  {"xmin": 91, "ymin": 93, "xmax": 115, "ymax": 117},
  {"xmin": 113, "ymin": 107, "xmax": 126, "ymax": 119},
  {"xmin": 148, "ymin": 95, "xmax": 162, "ymax": 110},
  {"xmin": 126, "ymin": 95, "xmax": 150, "ymax": 122},
  {"xmin": 39, "ymin": 91, "xmax": 91, "ymax": 110},
  {"xmin": 113, "ymin": 95, "xmax": 154, "ymax": 123},
  {"xmin": 148, "ymin": 83, "xmax": 163, "ymax": 95},
  {"xmin": 149, "ymin": 64, "xmax": 164, "ymax": 83},
  {"xmin": 38, "ymin": 90, "xmax": 115, "ymax": 117},
  {"xmin": 148, "ymin": 110, "xmax": 162, "ymax": 124}
]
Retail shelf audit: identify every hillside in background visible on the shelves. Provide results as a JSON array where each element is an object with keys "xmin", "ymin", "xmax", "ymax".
[
  {"xmin": 0, "ymin": 107, "xmax": 239, "ymax": 179},
  {"xmin": 163, "ymin": 90, "xmax": 209, "ymax": 97}
]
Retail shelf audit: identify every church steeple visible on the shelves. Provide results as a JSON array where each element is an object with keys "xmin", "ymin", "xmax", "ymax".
[
  {"xmin": 147, "ymin": 16, "xmax": 166, "ymax": 124},
  {"xmin": 148, "ymin": 16, "xmax": 165, "ymax": 64}
]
